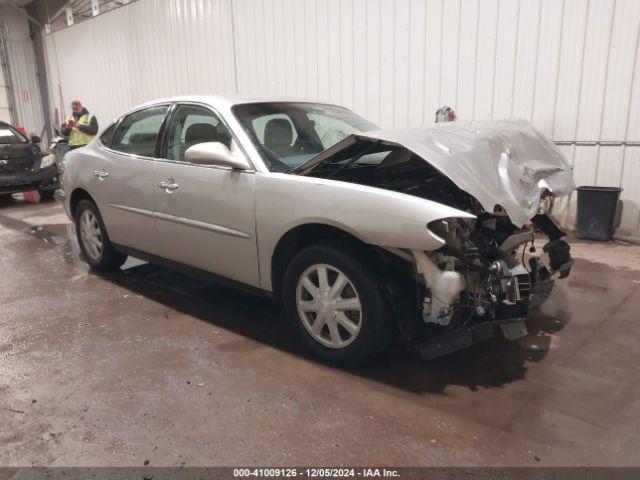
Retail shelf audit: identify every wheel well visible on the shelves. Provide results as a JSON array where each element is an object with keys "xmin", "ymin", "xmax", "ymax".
[
  {"xmin": 270, "ymin": 223, "xmax": 383, "ymax": 296},
  {"xmin": 69, "ymin": 188, "xmax": 94, "ymax": 218}
]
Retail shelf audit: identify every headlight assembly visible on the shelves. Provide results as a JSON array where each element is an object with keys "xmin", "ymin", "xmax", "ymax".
[
  {"xmin": 39, "ymin": 154, "xmax": 56, "ymax": 170},
  {"xmin": 427, "ymin": 218, "xmax": 451, "ymax": 238},
  {"xmin": 427, "ymin": 217, "xmax": 474, "ymax": 242},
  {"xmin": 427, "ymin": 216, "xmax": 476, "ymax": 255}
]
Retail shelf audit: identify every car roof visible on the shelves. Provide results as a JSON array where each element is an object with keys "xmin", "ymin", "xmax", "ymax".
[
  {"xmin": 128, "ymin": 94, "xmax": 337, "ymax": 113},
  {"xmin": 123, "ymin": 95, "xmax": 338, "ymax": 115}
]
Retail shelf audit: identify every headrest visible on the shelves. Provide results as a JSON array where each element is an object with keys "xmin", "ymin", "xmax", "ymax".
[
  {"xmin": 264, "ymin": 118, "xmax": 293, "ymax": 147},
  {"xmin": 185, "ymin": 123, "xmax": 219, "ymax": 143}
]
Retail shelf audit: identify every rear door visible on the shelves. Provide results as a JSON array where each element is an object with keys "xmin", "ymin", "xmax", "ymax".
[
  {"xmin": 153, "ymin": 103, "xmax": 259, "ymax": 287},
  {"xmin": 92, "ymin": 104, "xmax": 169, "ymax": 255}
]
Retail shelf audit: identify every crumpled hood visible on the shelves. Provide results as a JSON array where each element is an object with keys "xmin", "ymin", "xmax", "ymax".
[{"xmin": 297, "ymin": 119, "xmax": 575, "ymax": 227}]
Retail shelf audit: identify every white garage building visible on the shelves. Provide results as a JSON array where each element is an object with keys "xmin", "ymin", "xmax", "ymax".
[{"xmin": 1, "ymin": 0, "xmax": 639, "ymax": 237}]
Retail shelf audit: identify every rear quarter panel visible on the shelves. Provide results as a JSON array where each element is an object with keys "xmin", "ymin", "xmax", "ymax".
[{"xmin": 62, "ymin": 144, "xmax": 103, "ymax": 219}]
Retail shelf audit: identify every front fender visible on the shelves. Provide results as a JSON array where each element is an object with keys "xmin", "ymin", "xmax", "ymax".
[{"xmin": 255, "ymin": 173, "xmax": 474, "ymax": 290}]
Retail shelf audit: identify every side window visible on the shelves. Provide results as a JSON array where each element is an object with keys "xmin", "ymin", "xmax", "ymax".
[
  {"xmin": 165, "ymin": 104, "xmax": 232, "ymax": 162},
  {"xmin": 111, "ymin": 105, "xmax": 169, "ymax": 157},
  {"xmin": 99, "ymin": 122, "xmax": 117, "ymax": 147}
]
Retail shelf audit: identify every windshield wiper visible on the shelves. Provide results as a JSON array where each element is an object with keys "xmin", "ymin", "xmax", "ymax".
[{"xmin": 325, "ymin": 143, "xmax": 378, "ymax": 179}]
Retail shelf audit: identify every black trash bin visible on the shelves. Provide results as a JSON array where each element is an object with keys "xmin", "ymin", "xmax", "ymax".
[{"xmin": 576, "ymin": 186, "xmax": 622, "ymax": 241}]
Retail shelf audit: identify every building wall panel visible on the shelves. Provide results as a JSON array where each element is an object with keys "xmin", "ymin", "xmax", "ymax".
[
  {"xmin": 575, "ymin": 0, "xmax": 615, "ymax": 142},
  {"xmin": 511, "ymin": 0, "xmax": 540, "ymax": 120},
  {"xmin": 1, "ymin": 6, "xmax": 45, "ymax": 138},
  {"xmin": 44, "ymin": 0, "xmax": 640, "ymax": 235},
  {"xmin": 473, "ymin": 0, "xmax": 499, "ymax": 120},
  {"xmin": 46, "ymin": 0, "xmax": 235, "ymax": 126},
  {"xmin": 600, "ymin": 0, "xmax": 640, "ymax": 141},
  {"xmin": 532, "ymin": 0, "xmax": 564, "ymax": 138},
  {"xmin": 456, "ymin": 0, "xmax": 479, "ymax": 121},
  {"xmin": 553, "ymin": 0, "xmax": 589, "ymax": 142},
  {"xmin": 492, "ymin": 0, "xmax": 519, "ymax": 119},
  {"xmin": 440, "ymin": 0, "xmax": 460, "ymax": 118}
]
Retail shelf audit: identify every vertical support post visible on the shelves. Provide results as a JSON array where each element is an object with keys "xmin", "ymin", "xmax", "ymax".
[{"xmin": 0, "ymin": 23, "xmax": 18, "ymax": 125}]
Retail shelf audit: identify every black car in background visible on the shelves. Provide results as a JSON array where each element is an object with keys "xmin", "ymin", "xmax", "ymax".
[{"xmin": 0, "ymin": 121, "xmax": 59, "ymax": 201}]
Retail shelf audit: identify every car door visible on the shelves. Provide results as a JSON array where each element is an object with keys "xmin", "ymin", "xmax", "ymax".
[
  {"xmin": 93, "ymin": 104, "xmax": 169, "ymax": 255},
  {"xmin": 153, "ymin": 103, "xmax": 260, "ymax": 287}
]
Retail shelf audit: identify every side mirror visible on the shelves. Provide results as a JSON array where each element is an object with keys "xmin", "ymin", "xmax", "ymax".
[
  {"xmin": 30, "ymin": 135, "xmax": 41, "ymax": 143},
  {"xmin": 184, "ymin": 142, "xmax": 251, "ymax": 170}
]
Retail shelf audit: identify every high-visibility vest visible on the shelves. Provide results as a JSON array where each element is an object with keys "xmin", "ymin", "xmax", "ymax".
[{"xmin": 66, "ymin": 112, "xmax": 95, "ymax": 146}]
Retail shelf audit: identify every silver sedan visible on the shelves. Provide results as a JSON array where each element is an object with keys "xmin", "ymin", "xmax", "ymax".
[{"xmin": 63, "ymin": 96, "xmax": 574, "ymax": 363}]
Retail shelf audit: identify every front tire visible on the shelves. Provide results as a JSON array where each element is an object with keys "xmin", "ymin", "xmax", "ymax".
[
  {"xmin": 74, "ymin": 199, "xmax": 127, "ymax": 272},
  {"xmin": 282, "ymin": 244, "xmax": 390, "ymax": 364}
]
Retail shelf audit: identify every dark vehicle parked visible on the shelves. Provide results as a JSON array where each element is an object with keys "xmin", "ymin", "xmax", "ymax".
[{"xmin": 0, "ymin": 121, "xmax": 59, "ymax": 201}]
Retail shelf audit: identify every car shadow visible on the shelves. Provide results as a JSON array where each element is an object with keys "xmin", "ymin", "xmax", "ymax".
[
  {"xmin": 0, "ymin": 206, "xmax": 570, "ymax": 395},
  {"xmin": 100, "ymin": 260, "xmax": 570, "ymax": 395},
  {"xmin": 0, "ymin": 213, "xmax": 71, "ymax": 246},
  {"xmin": 0, "ymin": 195, "xmax": 57, "ymax": 209}
]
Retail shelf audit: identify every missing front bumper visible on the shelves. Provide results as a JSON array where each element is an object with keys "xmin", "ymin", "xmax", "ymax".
[
  {"xmin": 415, "ymin": 297, "xmax": 531, "ymax": 359},
  {"xmin": 414, "ymin": 318, "xmax": 527, "ymax": 360}
]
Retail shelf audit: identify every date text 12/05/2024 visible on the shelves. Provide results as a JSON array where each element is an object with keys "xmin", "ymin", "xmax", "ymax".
[{"xmin": 233, "ymin": 468, "xmax": 401, "ymax": 478}]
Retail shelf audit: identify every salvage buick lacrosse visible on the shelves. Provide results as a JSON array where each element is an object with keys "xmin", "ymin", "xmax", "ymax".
[{"xmin": 62, "ymin": 96, "xmax": 574, "ymax": 363}]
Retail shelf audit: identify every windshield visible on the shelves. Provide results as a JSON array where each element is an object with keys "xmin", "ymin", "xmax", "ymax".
[
  {"xmin": 0, "ymin": 124, "xmax": 28, "ymax": 145},
  {"xmin": 232, "ymin": 102, "xmax": 378, "ymax": 172}
]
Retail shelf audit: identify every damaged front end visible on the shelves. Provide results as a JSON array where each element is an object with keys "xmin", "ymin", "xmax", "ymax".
[
  {"xmin": 296, "ymin": 119, "xmax": 575, "ymax": 359},
  {"xmin": 408, "ymin": 212, "xmax": 571, "ymax": 359}
]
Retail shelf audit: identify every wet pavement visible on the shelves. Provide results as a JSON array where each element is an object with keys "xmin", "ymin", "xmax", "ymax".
[{"xmin": 1, "ymin": 197, "xmax": 639, "ymax": 467}]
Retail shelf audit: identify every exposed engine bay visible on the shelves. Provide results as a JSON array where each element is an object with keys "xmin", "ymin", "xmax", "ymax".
[{"xmin": 299, "ymin": 120, "xmax": 575, "ymax": 358}]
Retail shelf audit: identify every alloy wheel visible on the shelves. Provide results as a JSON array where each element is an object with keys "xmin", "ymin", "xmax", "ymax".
[
  {"xmin": 79, "ymin": 209, "xmax": 103, "ymax": 261},
  {"xmin": 296, "ymin": 263, "xmax": 362, "ymax": 348}
]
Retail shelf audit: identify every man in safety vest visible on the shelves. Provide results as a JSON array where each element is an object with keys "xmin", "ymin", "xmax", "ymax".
[{"xmin": 61, "ymin": 100, "xmax": 98, "ymax": 149}]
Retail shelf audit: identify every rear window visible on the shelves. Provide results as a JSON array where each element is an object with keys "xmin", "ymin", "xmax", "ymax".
[
  {"xmin": 110, "ymin": 105, "xmax": 169, "ymax": 157},
  {"xmin": 0, "ymin": 124, "xmax": 28, "ymax": 144},
  {"xmin": 99, "ymin": 123, "xmax": 117, "ymax": 147}
]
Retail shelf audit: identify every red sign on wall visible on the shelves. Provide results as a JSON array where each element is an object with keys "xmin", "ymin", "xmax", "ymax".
[{"xmin": 21, "ymin": 90, "xmax": 29, "ymax": 102}]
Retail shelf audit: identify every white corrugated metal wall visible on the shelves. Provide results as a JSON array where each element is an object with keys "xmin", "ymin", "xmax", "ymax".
[
  {"xmin": 0, "ymin": 46, "xmax": 11, "ymax": 123},
  {"xmin": 44, "ymin": 0, "xmax": 640, "ymax": 237},
  {"xmin": 0, "ymin": 7, "xmax": 17, "ymax": 124},
  {"xmin": 0, "ymin": 6, "xmax": 46, "ymax": 137},
  {"xmin": 44, "ymin": 0, "xmax": 236, "ymax": 126}
]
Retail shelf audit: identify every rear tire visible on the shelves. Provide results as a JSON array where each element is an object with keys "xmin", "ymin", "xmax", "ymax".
[
  {"xmin": 282, "ymin": 244, "xmax": 390, "ymax": 365},
  {"xmin": 74, "ymin": 199, "xmax": 127, "ymax": 272}
]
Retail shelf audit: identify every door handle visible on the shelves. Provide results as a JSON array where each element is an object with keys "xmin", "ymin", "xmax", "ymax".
[
  {"xmin": 157, "ymin": 178, "xmax": 179, "ymax": 192},
  {"xmin": 92, "ymin": 169, "xmax": 109, "ymax": 181}
]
